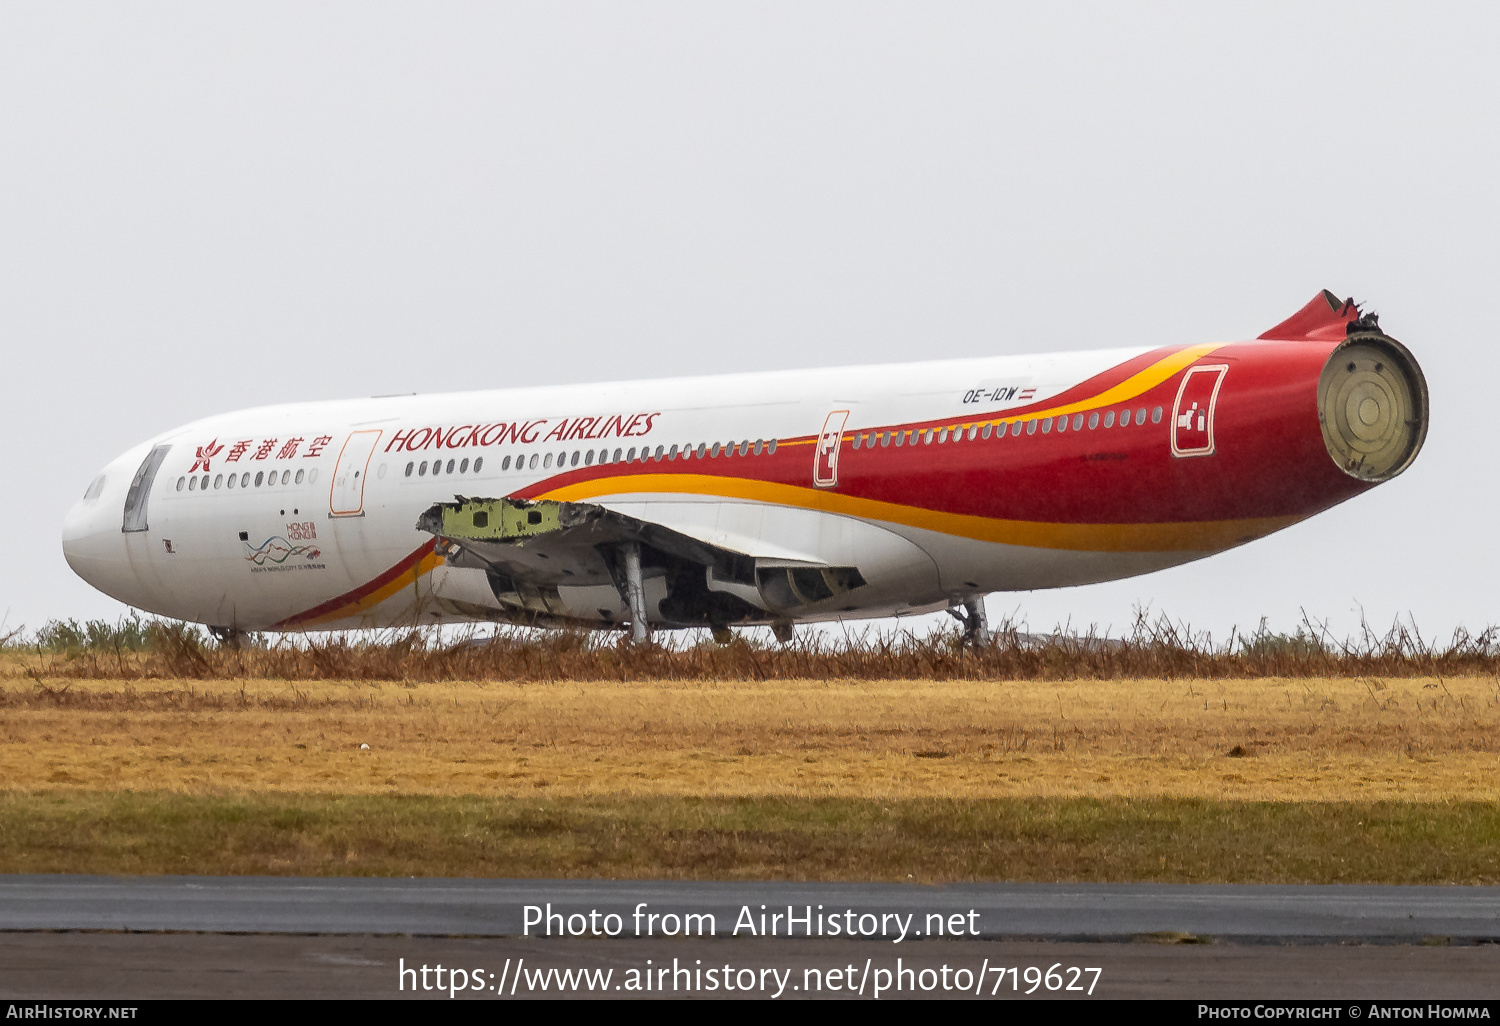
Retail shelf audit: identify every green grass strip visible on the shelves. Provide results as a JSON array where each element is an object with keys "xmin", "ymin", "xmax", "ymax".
[{"xmin": 2, "ymin": 792, "xmax": 1497, "ymax": 884}]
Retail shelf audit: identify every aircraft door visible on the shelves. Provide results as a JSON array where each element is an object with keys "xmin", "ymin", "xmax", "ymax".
[
  {"xmin": 329, "ymin": 430, "xmax": 382, "ymax": 516},
  {"xmin": 118, "ymin": 443, "xmax": 175, "ymax": 612},
  {"xmin": 813, "ymin": 410, "xmax": 849, "ymax": 488},
  {"xmin": 122, "ymin": 444, "xmax": 171, "ymax": 532},
  {"xmin": 1171, "ymin": 365, "xmax": 1228, "ymax": 458}
]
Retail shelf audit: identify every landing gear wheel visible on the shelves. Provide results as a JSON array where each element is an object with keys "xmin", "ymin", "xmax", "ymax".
[{"xmin": 208, "ymin": 625, "xmax": 243, "ymax": 650}]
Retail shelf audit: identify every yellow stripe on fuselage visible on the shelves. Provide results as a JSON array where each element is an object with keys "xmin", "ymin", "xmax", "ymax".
[
  {"xmin": 540, "ymin": 473, "xmax": 1297, "ymax": 553},
  {"xmin": 301, "ymin": 548, "xmax": 445, "ymax": 626},
  {"xmin": 1024, "ymin": 342, "xmax": 1225, "ymax": 422},
  {"xmin": 776, "ymin": 343, "xmax": 1228, "ymax": 445}
]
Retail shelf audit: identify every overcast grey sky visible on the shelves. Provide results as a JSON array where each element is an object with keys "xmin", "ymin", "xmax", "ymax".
[{"xmin": 2, "ymin": 2, "xmax": 1493, "ymax": 641}]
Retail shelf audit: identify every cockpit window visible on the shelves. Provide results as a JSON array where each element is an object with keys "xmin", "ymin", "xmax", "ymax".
[
  {"xmin": 83, "ymin": 476, "xmax": 105, "ymax": 502},
  {"xmin": 122, "ymin": 445, "xmax": 171, "ymax": 533}
]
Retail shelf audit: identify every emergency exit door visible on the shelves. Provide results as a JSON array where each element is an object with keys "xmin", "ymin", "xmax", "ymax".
[
  {"xmin": 329, "ymin": 430, "xmax": 382, "ymax": 516},
  {"xmin": 814, "ymin": 410, "xmax": 849, "ymax": 488},
  {"xmin": 1171, "ymin": 365, "xmax": 1228, "ymax": 458}
]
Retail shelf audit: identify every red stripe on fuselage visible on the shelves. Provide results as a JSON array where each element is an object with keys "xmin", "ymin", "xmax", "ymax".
[
  {"xmin": 272, "ymin": 538, "xmax": 436, "ymax": 629},
  {"xmin": 515, "ymin": 340, "xmax": 1366, "ymax": 530}
]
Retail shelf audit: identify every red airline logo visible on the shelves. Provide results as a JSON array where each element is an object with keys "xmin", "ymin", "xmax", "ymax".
[
  {"xmin": 189, "ymin": 439, "xmax": 224, "ymax": 472},
  {"xmin": 1172, "ymin": 365, "xmax": 1228, "ymax": 457}
]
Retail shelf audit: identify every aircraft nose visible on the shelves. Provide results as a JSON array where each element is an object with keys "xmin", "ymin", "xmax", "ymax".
[{"xmin": 61, "ymin": 469, "xmax": 139, "ymax": 606}]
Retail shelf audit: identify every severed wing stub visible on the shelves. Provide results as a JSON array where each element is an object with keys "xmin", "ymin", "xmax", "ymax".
[
  {"xmin": 416, "ymin": 497, "xmax": 867, "ymax": 633},
  {"xmin": 417, "ymin": 497, "xmax": 759, "ymax": 631}
]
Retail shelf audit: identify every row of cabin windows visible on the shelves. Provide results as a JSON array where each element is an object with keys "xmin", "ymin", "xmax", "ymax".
[
  {"xmin": 390, "ymin": 404, "xmax": 1160, "ymax": 480},
  {"xmin": 402, "ymin": 439, "xmax": 780, "ymax": 478},
  {"xmin": 176, "ymin": 468, "xmax": 320, "ymax": 492},
  {"xmin": 851, "ymin": 406, "xmax": 1164, "ymax": 449},
  {"xmin": 172, "ymin": 407, "xmax": 1162, "ymax": 495},
  {"xmin": 408, "ymin": 456, "xmax": 485, "ymax": 477}
]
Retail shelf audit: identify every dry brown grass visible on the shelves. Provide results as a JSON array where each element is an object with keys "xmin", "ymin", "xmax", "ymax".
[
  {"xmin": 3, "ymin": 672, "xmax": 1496, "ymax": 801},
  {"xmin": 14, "ymin": 614, "xmax": 1500, "ymax": 683},
  {"xmin": 7, "ymin": 620, "xmax": 1498, "ymax": 880}
]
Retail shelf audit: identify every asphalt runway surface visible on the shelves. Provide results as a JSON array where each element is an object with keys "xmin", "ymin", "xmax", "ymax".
[
  {"xmin": 3, "ymin": 877, "xmax": 1498, "ymax": 999},
  {"xmin": 5, "ymin": 875, "xmax": 1499, "ymax": 940}
]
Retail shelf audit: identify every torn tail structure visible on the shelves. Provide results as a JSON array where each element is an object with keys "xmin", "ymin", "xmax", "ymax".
[{"xmin": 1256, "ymin": 288, "xmax": 1384, "ymax": 342}]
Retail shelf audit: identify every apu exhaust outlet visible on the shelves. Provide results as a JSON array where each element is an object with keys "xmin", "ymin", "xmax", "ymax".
[{"xmin": 1317, "ymin": 330, "xmax": 1429, "ymax": 482}]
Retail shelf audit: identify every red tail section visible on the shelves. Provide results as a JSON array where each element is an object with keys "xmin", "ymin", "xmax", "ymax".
[{"xmin": 1258, "ymin": 290, "xmax": 1360, "ymax": 342}]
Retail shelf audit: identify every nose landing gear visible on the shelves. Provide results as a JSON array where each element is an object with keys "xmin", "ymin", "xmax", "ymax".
[{"xmin": 207, "ymin": 625, "xmax": 245, "ymax": 650}]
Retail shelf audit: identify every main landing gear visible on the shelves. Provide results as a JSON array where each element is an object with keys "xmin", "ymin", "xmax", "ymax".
[
  {"xmin": 947, "ymin": 598, "xmax": 990, "ymax": 648},
  {"xmin": 620, "ymin": 541, "xmax": 649, "ymax": 645}
]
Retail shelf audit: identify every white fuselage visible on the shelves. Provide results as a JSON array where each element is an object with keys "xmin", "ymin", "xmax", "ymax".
[{"xmin": 60, "ymin": 335, "xmax": 1362, "ymax": 633}]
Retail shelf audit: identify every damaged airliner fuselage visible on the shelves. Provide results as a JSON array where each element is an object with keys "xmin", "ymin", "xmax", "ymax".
[{"xmin": 62, "ymin": 292, "xmax": 1428, "ymax": 641}]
